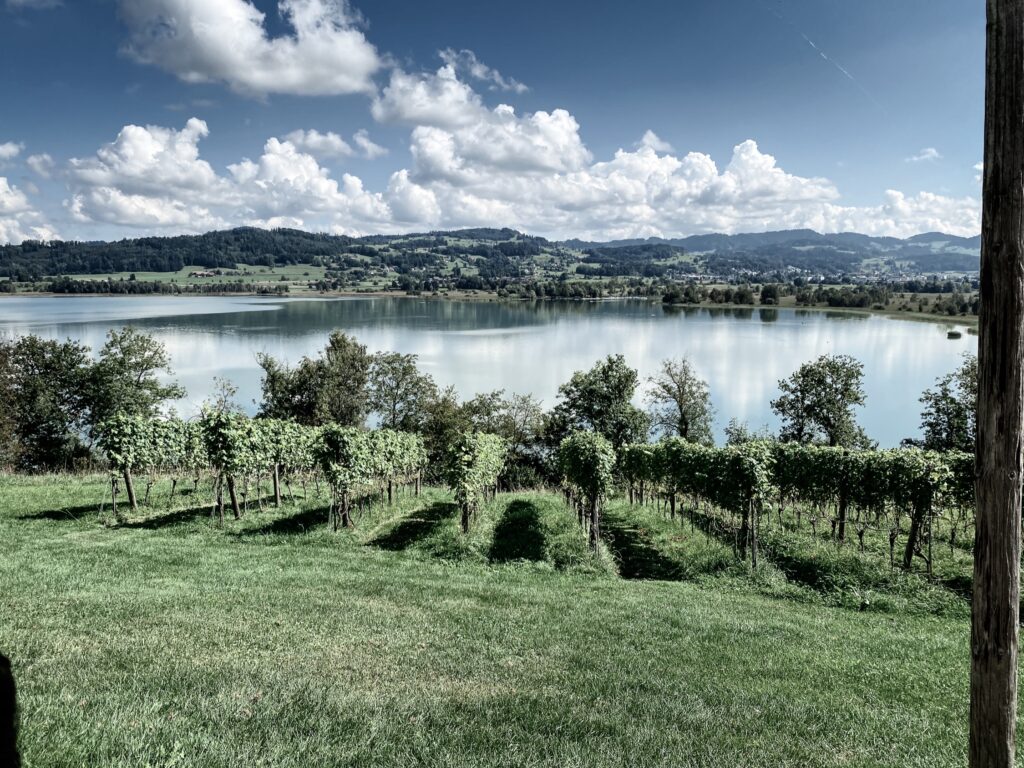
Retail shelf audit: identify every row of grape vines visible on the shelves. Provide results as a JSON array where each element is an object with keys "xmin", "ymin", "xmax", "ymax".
[
  {"xmin": 94, "ymin": 415, "xmax": 430, "ymax": 528},
  {"xmin": 556, "ymin": 432, "xmax": 973, "ymax": 573}
]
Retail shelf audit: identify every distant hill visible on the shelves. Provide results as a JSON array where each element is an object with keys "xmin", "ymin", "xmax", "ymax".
[
  {"xmin": 561, "ymin": 230, "xmax": 981, "ymax": 273},
  {"xmin": 0, "ymin": 226, "xmax": 980, "ymax": 282}
]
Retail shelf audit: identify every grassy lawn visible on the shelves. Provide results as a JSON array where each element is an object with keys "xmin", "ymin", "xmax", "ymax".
[{"xmin": 0, "ymin": 475, "xmax": 977, "ymax": 767}]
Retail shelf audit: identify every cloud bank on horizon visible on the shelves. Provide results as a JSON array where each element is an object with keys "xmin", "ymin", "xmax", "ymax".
[{"xmin": 0, "ymin": 0, "xmax": 982, "ymax": 245}]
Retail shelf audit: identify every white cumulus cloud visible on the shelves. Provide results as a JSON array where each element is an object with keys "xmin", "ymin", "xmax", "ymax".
[
  {"xmin": 0, "ymin": 142, "xmax": 24, "ymax": 162},
  {"xmin": 638, "ymin": 130, "xmax": 674, "ymax": 154},
  {"xmin": 0, "ymin": 177, "xmax": 58, "ymax": 244},
  {"xmin": 353, "ymin": 129, "xmax": 387, "ymax": 159},
  {"xmin": 283, "ymin": 129, "xmax": 354, "ymax": 158},
  {"xmin": 905, "ymin": 147, "xmax": 943, "ymax": 163},
  {"xmin": 438, "ymin": 49, "xmax": 528, "ymax": 93},
  {"xmin": 51, "ymin": 87, "xmax": 981, "ymax": 243},
  {"xmin": 26, "ymin": 153, "xmax": 55, "ymax": 178},
  {"xmin": 119, "ymin": 0, "xmax": 381, "ymax": 97}
]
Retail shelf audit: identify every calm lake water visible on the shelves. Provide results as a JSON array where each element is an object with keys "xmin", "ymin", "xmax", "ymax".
[{"xmin": 0, "ymin": 296, "xmax": 976, "ymax": 447}]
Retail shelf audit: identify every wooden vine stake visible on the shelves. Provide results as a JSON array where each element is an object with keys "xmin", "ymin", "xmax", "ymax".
[{"xmin": 972, "ymin": 2, "xmax": 1024, "ymax": 765}]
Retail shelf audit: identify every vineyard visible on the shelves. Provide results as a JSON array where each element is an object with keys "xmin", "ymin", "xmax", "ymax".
[
  {"xmin": 553, "ymin": 436, "xmax": 976, "ymax": 609},
  {"xmin": 94, "ymin": 412, "xmax": 511, "ymax": 533},
  {"xmin": 0, "ymin": 406, "xmax": 986, "ymax": 767},
  {"xmin": 89, "ymin": 410, "xmax": 979, "ymax": 616}
]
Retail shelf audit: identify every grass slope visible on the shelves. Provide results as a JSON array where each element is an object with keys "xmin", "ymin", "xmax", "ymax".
[{"xmin": 0, "ymin": 475, "xmax": 975, "ymax": 767}]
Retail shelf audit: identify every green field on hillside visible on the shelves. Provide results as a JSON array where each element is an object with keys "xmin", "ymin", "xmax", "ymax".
[
  {"xmin": 0, "ymin": 475, "xmax": 980, "ymax": 767},
  {"xmin": 64, "ymin": 264, "xmax": 325, "ymax": 285}
]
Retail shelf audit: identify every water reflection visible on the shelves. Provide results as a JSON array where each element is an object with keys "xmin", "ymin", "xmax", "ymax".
[{"xmin": 0, "ymin": 296, "xmax": 975, "ymax": 446}]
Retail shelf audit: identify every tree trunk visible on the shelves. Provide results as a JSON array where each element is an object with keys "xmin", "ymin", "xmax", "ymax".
[
  {"xmin": 588, "ymin": 496, "xmax": 600, "ymax": 551},
  {"xmin": 217, "ymin": 476, "xmax": 224, "ymax": 526},
  {"xmin": 341, "ymin": 492, "xmax": 352, "ymax": 529},
  {"xmin": 387, "ymin": 479, "xmax": 393, "ymax": 506},
  {"xmin": 738, "ymin": 504, "xmax": 749, "ymax": 561},
  {"xmin": 750, "ymin": 500, "xmax": 758, "ymax": 571},
  {"xmin": 837, "ymin": 487, "xmax": 849, "ymax": 543},
  {"xmin": 123, "ymin": 469, "xmax": 138, "ymax": 513},
  {"xmin": 273, "ymin": 463, "xmax": 282, "ymax": 508},
  {"xmin": 461, "ymin": 504, "xmax": 470, "ymax": 534},
  {"xmin": 111, "ymin": 477, "xmax": 123, "ymax": 524},
  {"xmin": 902, "ymin": 505, "xmax": 926, "ymax": 572},
  {"xmin": 227, "ymin": 475, "xmax": 241, "ymax": 520},
  {"xmin": 669, "ymin": 492, "xmax": 676, "ymax": 522},
  {"xmin": 972, "ymin": 3, "xmax": 1024, "ymax": 764}
]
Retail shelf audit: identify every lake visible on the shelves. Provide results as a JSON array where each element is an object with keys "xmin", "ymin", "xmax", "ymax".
[{"xmin": 0, "ymin": 295, "xmax": 976, "ymax": 447}]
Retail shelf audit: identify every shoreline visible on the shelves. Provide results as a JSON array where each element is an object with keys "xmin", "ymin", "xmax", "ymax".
[{"xmin": 0, "ymin": 288, "xmax": 979, "ymax": 330}]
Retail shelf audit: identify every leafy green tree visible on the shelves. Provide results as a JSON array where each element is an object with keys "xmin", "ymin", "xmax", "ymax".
[
  {"xmin": 723, "ymin": 418, "xmax": 773, "ymax": 446},
  {"xmin": 86, "ymin": 327, "xmax": 184, "ymax": 428},
  {"xmin": 368, "ymin": 352, "xmax": 437, "ymax": 431},
  {"xmin": 316, "ymin": 332, "xmax": 371, "ymax": 425},
  {"xmin": 462, "ymin": 390, "xmax": 546, "ymax": 488},
  {"xmin": 420, "ymin": 386, "xmax": 472, "ymax": 475},
  {"xmin": 771, "ymin": 354, "xmax": 872, "ymax": 448},
  {"xmin": 914, "ymin": 353, "xmax": 977, "ymax": 452},
  {"xmin": 255, "ymin": 353, "xmax": 303, "ymax": 420},
  {"xmin": 256, "ymin": 332, "xmax": 370, "ymax": 426},
  {"xmin": 462, "ymin": 390, "xmax": 507, "ymax": 434},
  {"xmin": 760, "ymin": 284, "xmax": 781, "ymax": 305},
  {"xmin": 2, "ymin": 335, "xmax": 92, "ymax": 470},
  {"xmin": 546, "ymin": 355, "xmax": 650, "ymax": 451},
  {"xmin": 645, "ymin": 357, "xmax": 714, "ymax": 444}
]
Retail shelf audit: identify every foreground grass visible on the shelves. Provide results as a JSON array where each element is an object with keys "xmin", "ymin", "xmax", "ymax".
[{"xmin": 1, "ymin": 475, "xmax": 977, "ymax": 767}]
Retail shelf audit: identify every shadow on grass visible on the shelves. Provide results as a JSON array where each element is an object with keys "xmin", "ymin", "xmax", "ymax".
[
  {"xmin": 935, "ymin": 573, "xmax": 972, "ymax": 600},
  {"xmin": 19, "ymin": 503, "xmax": 100, "ymax": 522},
  {"xmin": 489, "ymin": 500, "xmax": 545, "ymax": 563},
  {"xmin": 120, "ymin": 503, "xmax": 214, "ymax": 529},
  {"xmin": 601, "ymin": 507, "xmax": 685, "ymax": 581},
  {"xmin": 368, "ymin": 502, "xmax": 455, "ymax": 551},
  {"xmin": 244, "ymin": 506, "xmax": 330, "ymax": 535}
]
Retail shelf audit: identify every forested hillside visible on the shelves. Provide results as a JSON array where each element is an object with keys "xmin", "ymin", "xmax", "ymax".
[{"xmin": 0, "ymin": 226, "xmax": 980, "ymax": 284}]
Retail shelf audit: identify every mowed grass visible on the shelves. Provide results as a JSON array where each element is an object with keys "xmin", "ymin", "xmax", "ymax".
[{"xmin": 0, "ymin": 474, "xmax": 977, "ymax": 767}]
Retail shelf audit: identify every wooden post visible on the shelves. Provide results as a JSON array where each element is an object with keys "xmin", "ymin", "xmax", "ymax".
[
  {"xmin": 588, "ymin": 496, "xmax": 600, "ymax": 551},
  {"xmin": 273, "ymin": 463, "xmax": 282, "ymax": 508},
  {"xmin": 123, "ymin": 468, "xmax": 138, "ymax": 513},
  {"xmin": 750, "ymin": 499, "xmax": 758, "ymax": 571},
  {"xmin": 972, "ymin": 2, "xmax": 1024, "ymax": 764},
  {"xmin": 226, "ymin": 476, "xmax": 241, "ymax": 520}
]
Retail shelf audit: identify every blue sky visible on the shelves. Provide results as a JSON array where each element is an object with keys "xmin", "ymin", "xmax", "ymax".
[{"xmin": 0, "ymin": 0, "xmax": 984, "ymax": 243}]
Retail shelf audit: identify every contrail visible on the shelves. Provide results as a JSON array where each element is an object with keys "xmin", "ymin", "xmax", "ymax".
[{"xmin": 756, "ymin": 0, "xmax": 887, "ymax": 115}]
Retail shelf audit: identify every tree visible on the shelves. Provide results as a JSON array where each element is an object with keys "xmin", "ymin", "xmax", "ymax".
[
  {"xmin": 256, "ymin": 332, "xmax": 370, "ymax": 426},
  {"xmin": 2, "ymin": 336, "xmax": 91, "ymax": 471},
  {"xmin": 723, "ymin": 418, "xmax": 773, "ymax": 446},
  {"xmin": 645, "ymin": 357, "xmax": 714, "ymax": 444},
  {"xmin": 771, "ymin": 354, "xmax": 872, "ymax": 448},
  {"xmin": 463, "ymin": 390, "xmax": 507, "ymax": 434},
  {"xmin": 368, "ymin": 352, "xmax": 437, "ymax": 431},
  {"xmin": 545, "ymin": 355, "xmax": 650, "ymax": 452},
  {"xmin": 971, "ymin": 1, "xmax": 1024, "ymax": 763},
  {"xmin": 760, "ymin": 284, "xmax": 781, "ymax": 305},
  {"xmin": 255, "ymin": 353, "xmax": 304, "ymax": 421},
  {"xmin": 86, "ymin": 327, "xmax": 184, "ymax": 428},
  {"xmin": 915, "ymin": 354, "xmax": 978, "ymax": 452},
  {"xmin": 463, "ymin": 390, "xmax": 546, "ymax": 488},
  {"xmin": 420, "ymin": 386, "xmax": 472, "ymax": 475},
  {"xmin": 316, "ymin": 332, "xmax": 371, "ymax": 425}
]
